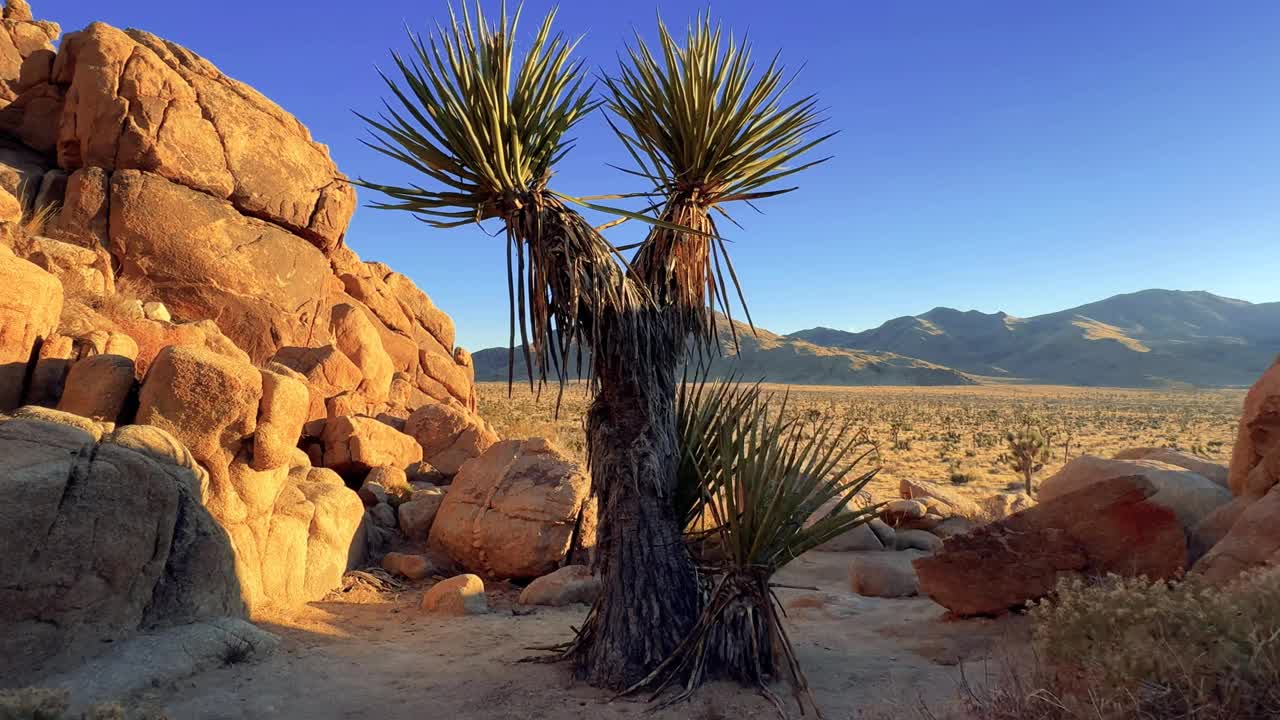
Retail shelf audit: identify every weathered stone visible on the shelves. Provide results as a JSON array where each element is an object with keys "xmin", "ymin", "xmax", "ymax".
[
  {"xmin": 421, "ymin": 574, "xmax": 487, "ymax": 615},
  {"xmin": 430, "ymin": 438, "xmax": 593, "ymax": 579},
  {"xmin": 26, "ymin": 235, "xmax": 110, "ymax": 297},
  {"xmin": 0, "ymin": 416, "xmax": 242, "ymax": 677},
  {"xmin": 914, "ymin": 475, "xmax": 1187, "ymax": 617},
  {"xmin": 357, "ymin": 480, "xmax": 388, "ymax": 507},
  {"xmin": 54, "ymin": 22, "xmax": 354, "ymax": 250},
  {"xmin": 1189, "ymin": 496, "xmax": 1251, "ymax": 564},
  {"xmin": 1113, "ymin": 447, "xmax": 1229, "ymax": 487},
  {"xmin": 271, "ymin": 344, "xmax": 363, "ymax": 421},
  {"xmin": 403, "ymin": 401, "xmax": 498, "ymax": 476},
  {"xmin": 899, "ymin": 477, "xmax": 986, "ymax": 519},
  {"xmin": 849, "ymin": 550, "xmax": 925, "ymax": 598},
  {"xmin": 0, "ymin": 246, "xmax": 60, "ymax": 410},
  {"xmin": 370, "ymin": 501, "xmax": 397, "ymax": 528},
  {"xmin": 518, "ymin": 565, "xmax": 601, "ymax": 606},
  {"xmin": 982, "ymin": 491, "xmax": 1036, "ymax": 519},
  {"xmin": 329, "ymin": 303, "xmax": 394, "ymax": 403},
  {"xmin": 321, "ymin": 415, "xmax": 423, "ymax": 478},
  {"xmin": 1192, "ymin": 485, "xmax": 1280, "ymax": 586},
  {"xmin": 108, "ymin": 170, "xmax": 332, "ymax": 363},
  {"xmin": 143, "ymin": 301, "xmax": 170, "ymax": 322},
  {"xmin": 816, "ymin": 522, "xmax": 884, "ymax": 552},
  {"xmin": 47, "ymin": 167, "xmax": 108, "ymax": 249},
  {"xmin": 406, "ymin": 460, "xmax": 445, "ymax": 485},
  {"xmin": 1040, "ymin": 455, "xmax": 1231, "ymax": 537},
  {"xmin": 398, "ymin": 486, "xmax": 446, "ymax": 541},
  {"xmin": 0, "ymin": 136, "xmax": 49, "ymax": 213},
  {"xmin": 56, "ymin": 352, "xmax": 135, "ymax": 423},
  {"xmin": 867, "ymin": 517, "xmax": 896, "ymax": 548},
  {"xmin": 11, "ymin": 404, "xmax": 107, "ymax": 440},
  {"xmin": 895, "ymin": 529, "xmax": 943, "ymax": 552},
  {"xmin": 1229, "ymin": 360, "xmax": 1280, "ymax": 498},
  {"xmin": 931, "ymin": 517, "xmax": 976, "ymax": 539},
  {"xmin": 22, "ymin": 332, "xmax": 72, "ymax": 406},
  {"xmin": 0, "ymin": 4, "xmax": 57, "ymax": 112},
  {"xmin": 136, "ymin": 345, "xmax": 262, "ymax": 499},
  {"xmin": 382, "ymin": 552, "xmax": 433, "ymax": 581},
  {"xmin": 251, "ymin": 367, "xmax": 309, "ymax": 471},
  {"xmin": 365, "ymin": 465, "xmax": 410, "ymax": 500},
  {"xmin": 136, "ymin": 345, "xmax": 362, "ymax": 610}
]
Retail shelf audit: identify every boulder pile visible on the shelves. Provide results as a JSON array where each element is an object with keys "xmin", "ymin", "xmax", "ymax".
[
  {"xmin": 818, "ymin": 478, "xmax": 1037, "ymax": 599},
  {"xmin": 0, "ymin": 0, "xmax": 598, "ymax": 680}
]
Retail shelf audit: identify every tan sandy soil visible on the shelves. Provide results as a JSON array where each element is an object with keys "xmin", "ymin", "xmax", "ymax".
[{"xmin": 126, "ymin": 552, "xmax": 1026, "ymax": 720}]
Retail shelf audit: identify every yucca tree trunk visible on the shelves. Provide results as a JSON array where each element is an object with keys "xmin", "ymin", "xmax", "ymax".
[{"xmin": 577, "ymin": 320, "xmax": 700, "ymax": 690}]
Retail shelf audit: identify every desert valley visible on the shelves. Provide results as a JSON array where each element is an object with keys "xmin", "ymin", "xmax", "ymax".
[{"xmin": 0, "ymin": 1, "xmax": 1277, "ymax": 719}]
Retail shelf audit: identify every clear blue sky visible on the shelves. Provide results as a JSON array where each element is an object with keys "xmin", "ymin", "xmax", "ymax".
[{"xmin": 58, "ymin": 1, "xmax": 1280, "ymax": 350}]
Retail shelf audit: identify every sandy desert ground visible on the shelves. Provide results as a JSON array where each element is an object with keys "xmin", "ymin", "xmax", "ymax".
[{"xmin": 125, "ymin": 552, "xmax": 1025, "ymax": 720}]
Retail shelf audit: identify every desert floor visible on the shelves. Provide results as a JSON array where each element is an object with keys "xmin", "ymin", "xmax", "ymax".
[
  {"xmin": 123, "ymin": 382, "xmax": 1239, "ymax": 719},
  {"xmin": 132, "ymin": 551, "xmax": 1025, "ymax": 720},
  {"xmin": 479, "ymin": 381, "xmax": 1243, "ymax": 504}
]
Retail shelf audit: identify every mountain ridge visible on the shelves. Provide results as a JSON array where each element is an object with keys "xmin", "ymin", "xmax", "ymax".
[
  {"xmin": 788, "ymin": 289, "xmax": 1279, "ymax": 387},
  {"xmin": 472, "ymin": 289, "xmax": 1278, "ymax": 388}
]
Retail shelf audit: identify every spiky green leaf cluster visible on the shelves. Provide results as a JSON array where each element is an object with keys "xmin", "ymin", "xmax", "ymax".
[
  {"xmin": 605, "ymin": 16, "xmax": 834, "ymax": 351},
  {"xmin": 605, "ymin": 14, "xmax": 834, "ymax": 206},
  {"xmin": 677, "ymin": 376, "xmax": 881, "ymax": 571},
  {"xmin": 356, "ymin": 1, "xmax": 595, "ymax": 227}
]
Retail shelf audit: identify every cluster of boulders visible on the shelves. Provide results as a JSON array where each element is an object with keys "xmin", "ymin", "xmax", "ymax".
[
  {"xmin": 828, "ymin": 361, "xmax": 1280, "ymax": 617},
  {"xmin": 824, "ymin": 478, "xmax": 1035, "ymax": 599},
  {"xmin": 0, "ymin": 0, "xmax": 600, "ymax": 680},
  {"xmin": 367, "ymin": 437, "xmax": 599, "ymax": 615}
]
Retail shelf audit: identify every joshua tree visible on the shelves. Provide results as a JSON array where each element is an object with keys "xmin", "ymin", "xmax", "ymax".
[
  {"xmin": 356, "ymin": 3, "xmax": 829, "ymax": 692},
  {"xmin": 1005, "ymin": 425, "xmax": 1049, "ymax": 495}
]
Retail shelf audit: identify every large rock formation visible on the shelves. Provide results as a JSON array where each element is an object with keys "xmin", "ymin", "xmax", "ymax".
[
  {"xmin": 0, "ymin": 0, "xmax": 59, "ymax": 152},
  {"xmin": 914, "ymin": 475, "xmax": 1186, "ymax": 617},
  {"xmin": 1188, "ymin": 360, "xmax": 1280, "ymax": 584},
  {"xmin": 1193, "ymin": 485, "xmax": 1280, "ymax": 585},
  {"xmin": 0, "ymin": 6, "xmax": 478, "ymax": 424},
  {"xmin": 430, "ymin": 439, "xmax": 596, "ymax": 579},
  {"xmin": 54, "ymin": 22, "xmax": 354, "ymax": 249},
  {"xmin": 137, "ymin": 345, "xmax": 365, "ymax": 611},
  {"xmin": 0, "ymin": 414, "xmax": 243, "ymax": 677},
  {"xmin": 1039, "ymin": 454, "xmax": 1231, "ymax": 546},
  {"xmin": 1227, "ymin": 358, "xmax": 1280, "ymax": 499},
  {"xmin": 0, "ymin": 0, "xmax": 502, "ymax": 671}
]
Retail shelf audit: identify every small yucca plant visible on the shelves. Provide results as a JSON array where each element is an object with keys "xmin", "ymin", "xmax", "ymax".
[{"xmin": 636, "ymin": 376, "xmax": 881, "ymax": 711}]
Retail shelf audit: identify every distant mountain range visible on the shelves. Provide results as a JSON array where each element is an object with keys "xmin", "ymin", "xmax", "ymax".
[{"xmin": 472, "ymin": 290, "xmax": 1280, "ymax": 388}]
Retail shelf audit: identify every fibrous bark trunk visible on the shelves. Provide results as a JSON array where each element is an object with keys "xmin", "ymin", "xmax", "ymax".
[{"xmin": 575, "ymin": 321, "xmax": 700, "ymax": 690}]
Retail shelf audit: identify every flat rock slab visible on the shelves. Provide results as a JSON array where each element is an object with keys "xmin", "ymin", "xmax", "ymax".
[{"xmin": 41, "ymin": 618, "xmax": 279, "ymax": 712}]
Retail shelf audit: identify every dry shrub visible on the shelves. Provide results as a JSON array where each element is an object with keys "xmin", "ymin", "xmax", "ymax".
[
  {"xmin": 92, "ymin": 276, "xmax": 151, "ymax": 324},
  {"xmin": 959, "ymin": 569, "xmax": 1280, "ymax": 719},
  {"xmin": 0, "ymin": 688, "xmax": 168, "ymax": 720}
]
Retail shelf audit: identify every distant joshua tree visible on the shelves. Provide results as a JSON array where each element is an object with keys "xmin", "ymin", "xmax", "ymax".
[
  {"xmin": 355, "ymin": 2, "xmax": 830, "ymax": 694},
  {"xmin": 1005, "ymin": 425, "xmax": 1050, "ymax": 495}
]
